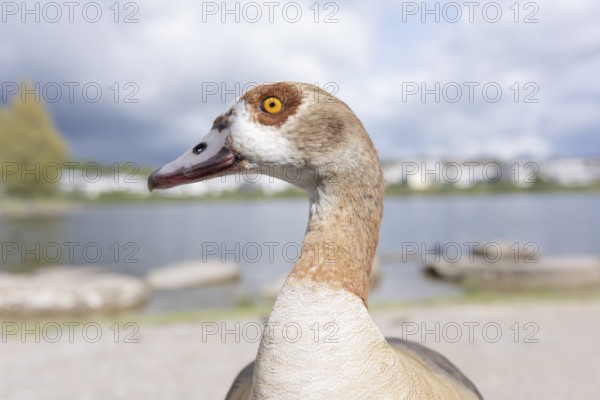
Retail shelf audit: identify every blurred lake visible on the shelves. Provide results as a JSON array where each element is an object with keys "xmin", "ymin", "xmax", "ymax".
[{"xmin": 1, "ymin": 192, "xmax": 599, "ymax": 313}]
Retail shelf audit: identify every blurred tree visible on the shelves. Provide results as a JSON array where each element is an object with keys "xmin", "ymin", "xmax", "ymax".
[{"xmin": 0, "ymin": 84, "xmax": 69, "ymax": 197}]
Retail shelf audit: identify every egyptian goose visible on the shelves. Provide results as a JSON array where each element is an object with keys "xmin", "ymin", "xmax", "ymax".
[{"xmin": 148, "ymin": 82, "xmax": 483, "ymax": 399}]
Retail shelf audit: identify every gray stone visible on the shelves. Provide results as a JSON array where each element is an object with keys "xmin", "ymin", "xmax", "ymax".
[
  {"xmin": 0, "ymin": 267, "xmax": 149, "ymax": 317},
  {"xmin": 146, "ymin": 260, "xmax": 240, "ymax": 290},
  {"xmin": 424, "ymin": 255, "xmax": 600, "ymax": 290}
]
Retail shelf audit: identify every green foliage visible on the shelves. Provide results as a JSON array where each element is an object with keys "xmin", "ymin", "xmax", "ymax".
[{"xmin": 0, "ymin": 84, "xmax": 69, "ymax": 197}]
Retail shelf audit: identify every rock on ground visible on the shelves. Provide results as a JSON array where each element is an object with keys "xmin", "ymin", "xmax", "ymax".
[
  {"xmin": 146, "ymin": 261, "xmax": 240, "ymax": 290},
  {"xmin": 0, "ymin": 267, "xmax": 149, "ymax": 317}
]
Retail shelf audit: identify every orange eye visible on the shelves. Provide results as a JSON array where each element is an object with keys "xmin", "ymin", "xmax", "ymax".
[{"xmin": 262, "ymin": 97, "xmax": 283, "ymax": 114}]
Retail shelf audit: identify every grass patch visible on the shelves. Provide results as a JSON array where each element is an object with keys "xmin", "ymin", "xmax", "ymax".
[
  {"xmin": 2, "ymin": 289, "xmax": 599, "ymax": 331},
  {"xmin": 369, "ymin": 287, "xmax": 600, "ymax": 313}
]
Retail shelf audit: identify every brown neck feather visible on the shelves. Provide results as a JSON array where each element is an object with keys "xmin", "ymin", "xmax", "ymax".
[{"xmin": 288, "ymin": 171, "xmax": 384, "ymax": 307}]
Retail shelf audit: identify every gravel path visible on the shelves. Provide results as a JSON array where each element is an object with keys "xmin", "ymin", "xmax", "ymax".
[{"xmin": 1, "ymin": 299, "xmax": 598, "ymax": 399}]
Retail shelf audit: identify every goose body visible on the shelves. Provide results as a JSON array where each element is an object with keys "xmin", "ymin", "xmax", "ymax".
[{"xmin": 149, "ymin": 82, "xmax": 483, "ymax": 400}]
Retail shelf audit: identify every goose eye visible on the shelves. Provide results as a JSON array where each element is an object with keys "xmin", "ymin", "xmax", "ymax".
[{"xmin": 261, "ymin": 97, "xmax": 283, "ymax": 114}]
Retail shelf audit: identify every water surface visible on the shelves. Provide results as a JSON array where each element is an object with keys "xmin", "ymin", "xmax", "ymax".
[{"xmin": 1, "ymin": 193, "xmax": 598, "ymax": 312}]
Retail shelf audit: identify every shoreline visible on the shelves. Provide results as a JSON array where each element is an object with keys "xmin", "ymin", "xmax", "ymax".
[
  {"xmin": 2, "ymin": 288, "xmax": 598, "ymax": 326},
  {"xmin": 1, "ymin": 188, "xmax": 599, "ymax": 218},
  {"xmin": 0, "ymin": 198, "xmax": 84, "ymax": 219}
]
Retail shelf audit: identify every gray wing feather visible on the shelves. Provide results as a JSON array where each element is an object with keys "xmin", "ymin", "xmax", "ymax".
[
  {"xmin": 224, "ymin": 361, "xmax": 254, "ymax": 400},
  {"xmin": 386, "ymin": 337, "xmax": 484, "ymax": 399}
]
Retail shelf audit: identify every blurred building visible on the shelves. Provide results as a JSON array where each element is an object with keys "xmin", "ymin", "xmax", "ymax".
[{"xmin": 382, "ymin": 157, "xmax": 600, "ymax": 190}]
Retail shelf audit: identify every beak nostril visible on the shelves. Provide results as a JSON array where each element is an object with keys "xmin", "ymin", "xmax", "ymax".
[{"xmin": 193, "ymin": 142, "xmax": 207, "ymax": 155}]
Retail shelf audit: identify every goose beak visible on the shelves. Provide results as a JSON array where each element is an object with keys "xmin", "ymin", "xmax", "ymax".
[{"xmin": 148, "ymin": 125, "xmax": 236, "ymax": 191}]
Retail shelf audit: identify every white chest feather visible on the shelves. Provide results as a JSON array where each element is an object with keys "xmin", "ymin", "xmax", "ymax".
[{"xmin": 252, "ymin": 280, "xmax": 406, "ymax": 399}]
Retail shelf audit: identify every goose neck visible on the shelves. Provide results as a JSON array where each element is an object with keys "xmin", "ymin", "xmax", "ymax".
[{"xmin": 288, "ymin": 177, "xmax": 383, "ymax": 306}]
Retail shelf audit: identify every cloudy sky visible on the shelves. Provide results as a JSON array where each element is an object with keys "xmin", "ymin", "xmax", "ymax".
[{"xmin": 1, "ymin": 0, "xmax": 599, "ymax": 165}]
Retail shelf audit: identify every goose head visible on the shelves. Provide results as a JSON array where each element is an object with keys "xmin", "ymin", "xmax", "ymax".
[
  {"xmin": 149, "ymin": 81, "xmax": 384, "ymax": 306},
  {"xmin": 148, "ymin": 82, "xmax": 383, "ymax": 198}
]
